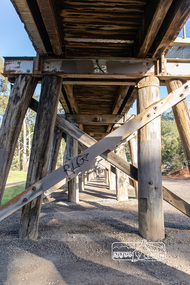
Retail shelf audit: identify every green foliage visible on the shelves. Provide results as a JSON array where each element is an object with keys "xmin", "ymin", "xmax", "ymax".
[
  {"xmin": 2, "ymin": 184, "xmax": 25, "ymax": 205},
  {"xmin": 161, "ymin": 110, "xmax": 175, "ymax": 121},
  {"xmin": 161, "ymin": 111, "xmax": 185, "ymax": 170},
  {"xmin": 7, "ymin": 171, "xmax": 27, "ymax": 183}
]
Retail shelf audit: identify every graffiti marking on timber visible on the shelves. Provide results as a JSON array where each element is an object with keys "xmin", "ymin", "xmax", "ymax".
[{"xmin": 63, "ymin": 153, "xmax": 89, "ymax": 176}]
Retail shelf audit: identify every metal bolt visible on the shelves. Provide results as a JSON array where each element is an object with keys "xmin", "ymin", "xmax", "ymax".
[
  {"xmin": 148, "ymin": 181, "xmax": 153, "ymax": 185},
  {"xmin": 32, "ymin": 186, "xmax": 36, "ymax": 191},
  {"xmin": 23, "ymin": 198, "xmax": 28, "ymax": 203}
]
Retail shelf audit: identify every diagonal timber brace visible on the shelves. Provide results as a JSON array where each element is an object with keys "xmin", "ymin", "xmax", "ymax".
[{"xmin": 0, "ymin": 81, "xmax": 190, "ymax": 221}]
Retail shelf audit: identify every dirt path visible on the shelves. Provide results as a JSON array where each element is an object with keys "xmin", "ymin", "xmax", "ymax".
[{"xmin": 0, "ymin": 178, "xmax": 189, "ymax": 285}]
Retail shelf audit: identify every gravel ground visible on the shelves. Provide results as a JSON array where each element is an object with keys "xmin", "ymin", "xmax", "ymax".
[{"xmin": 0, "ymin": 178, "xmax": 189, "ymax": 285}]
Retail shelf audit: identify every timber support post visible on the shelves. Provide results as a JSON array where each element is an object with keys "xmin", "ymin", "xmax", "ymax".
[
  {"xmin": 137, "ymin": 76, "xmax": 165, "ymax": 241},
  {"xmin": 115, "ymin": 143, "xmax": 128, "ymax": 201},
  {"xmin": 109, "ymin": 166, "xmax": 116, "ymax": 191},
  {"xmin": 166, "ymin": 80, "xmax": 190, "ymax": 172},
  {"xmin": 128, "ymin": 135, "xmax": 138, "ymax": 198},
  {"xmin": 66, "ymin": 135, "xmax": 79, "ymax": 203},
  {"xmin": 19, "ymin": 75, "xmax": 62, "ymax": 239},
  {"xmin": 0, "ymin": 75, "xmax": 37, "ymax": 204},
  {"xmin": 44, "ymin": 126, "xmax": 63, "ymax": 202}
]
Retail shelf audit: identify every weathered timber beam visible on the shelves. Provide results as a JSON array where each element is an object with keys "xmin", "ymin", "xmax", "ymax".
[
  {"xmin": 63, "ymin": 85, "xmax": 79, "ymax": 114},
  {"xmin": 135, "ymin": 0, "xmax": 173, "ymax": 57},
  {"xmin": 4, "ymin": 57, "xmax": 190, "ymax": 81},
  {"xmin": 0, "ymin": 81, "xmax": 189, "ymax": 221},
  {"xmin": 106, "ymin": 86, "xmax": 132, "ymax": 133},
  {"xmin": 166, "ymin": 80, "xmax": 190, "ymax": 172},
  {"xmin": 10, "ymin": 0, "xmax": 47, "ymax": 55},
  {"xmin": 162, "ymin": 186, "xmax": 190, "ymax": 217},
  {"xmin": 3, "ymin": 57, "xmax": 156, "ymax": 77},
  {"xmin": 112, "ymin": 86, "xmax": 130, "ymax": 115},
  {"xmin": 151, "ymin": 0, "xmax": 190, "ymax": 58},
  {"xmin": 19, "ymin": 75, "xmax": 62, "ymax": 239},
  {"xmin": 66, "ymin": 114, "xmax": 125, "ymax": 125},
  {"xmin": 161, "ymin": 60, "xmax": 190, "ymax": 80},
  {"xmin": 59, "ymin": 90, "xmax": 70, "ymax": 114},
  {"xmin": 0, "ymin": 75, "xmax": 37, "ymax": 204},
  {"xmin": 36, "ymin": 0, "xmax": 62, "ymax": 55}
]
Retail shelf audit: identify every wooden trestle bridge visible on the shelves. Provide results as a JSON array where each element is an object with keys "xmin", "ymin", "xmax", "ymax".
[{"xmin": 0, "ymin": 0, "xmax": 190, "ymax": 241}]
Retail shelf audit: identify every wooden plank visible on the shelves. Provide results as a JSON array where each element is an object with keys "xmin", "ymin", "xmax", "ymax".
[
  {"xmin": 59, "ymin": 90, "xmax": 70, "ymax": 114},
  {"xmin": 135, "ymin": 0, "xmax": 173, "ymax": 57},
  {"xmin": 36, "ymin": 0, "xmax": 62, "ymax": 55},
  {"xmin": 11, "ymin": 0, "xmax": 47, "ymax": 55},
  {"xmin": 152, "ymin": 0, "xmax": 190, "ymax": 58},
  {"xmin": 0, "ymin": 81, "xmax": 190, "ymax": 221},
  {"xmin": 166, "ymin": 80, "xmax": 190, "ymax": 172},
  {"xmin": 162, "ymin": 186, "xmax": 190, "ymax": 218},
  {"xmin": 63, "ymin": 85, "xmax": 79, "ymax": 114},
  {"xmin": 47, "ymin": 127, "xmax": 62, "ymax": 174},
  {"xmin": 19, "ymin": 75, "xmax": 62, "ymax": 239},
  {"xmin": 66, "ymin": 114, "xmax": 124, "ymax": 125},
  {"xmin": 121, "ymin": 87, "xmax": 137, "ymax": 115},
  {"xmin": 112, "ymin": 86, "xmax": 130, "ymax": 114},
  {"xmin": 0, "ymin": 75, "xmax": 37, "ymax": 204},
  {"xmin": 106, "ymin": 86, "xmax": 130, "ymax": 132},
  {"xmin": 138, "ymin": 75, "xmax": 164, "ymax": 241}
]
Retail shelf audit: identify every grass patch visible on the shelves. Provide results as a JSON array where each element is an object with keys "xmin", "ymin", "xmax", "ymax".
[
  {"xmin": 7, "ymin": 171, "xmax": 27, "ymax": 183},
  {"xmin": 2, "ymin": 184, "xmax": 25, "ymax": 205}
]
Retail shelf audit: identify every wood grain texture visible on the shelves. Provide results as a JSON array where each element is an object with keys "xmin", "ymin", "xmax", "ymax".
[
  {"xmin": 19, "ymin": 75, "xmax": 62, "ymax": 239},
  {"xmin": 66, "ymin": 134, "xmax": 79, "ymax": 203},
  {"xmin": 138, "ymin": 76, "xmax": 165, "ymax": 241},
  {"xmin": 166, "ymin": 80, "xmax": 190, "ymax": 172},
  {"xmin": 0, "ymin": 75, "xmax": 37, "ymax": 204},
  {"xmin": 36, "ymin": 0, "xmax": 62, "ymax": 55},
  {"xmin": 115, "ymin": 142, "xmax": 129, "ymax": 201},
  {"xmin": 135, "ymin": 0, "xmax": 173, "ymax": 57},
  {"xmin": 128, "ymin": 135, "xmax": 138, "ymax": 198}
]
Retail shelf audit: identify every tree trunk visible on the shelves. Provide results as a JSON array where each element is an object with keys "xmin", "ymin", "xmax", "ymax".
[
  {"xmin": 0, "ymin": 75, "xmax": 37, "ymax": 204},
  {"xmin": 19, "ymin": 75, "xmax": 62, "ymax": 239}
]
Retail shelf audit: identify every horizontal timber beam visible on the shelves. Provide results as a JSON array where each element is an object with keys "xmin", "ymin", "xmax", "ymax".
[
  {"xmin": 4, "ymin": 57, "xmax": 190, "ymax": 81},
  {"xmin": 3, "ymin": 57, "xmax": 155, "ymax": 78},
  {"xmin": 66, "ymin": 114, "xmax": 126, "ymax": 125},
  {"xmin": 0, "ymin": 81, "xmax": 189, "ymax": 221}
]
